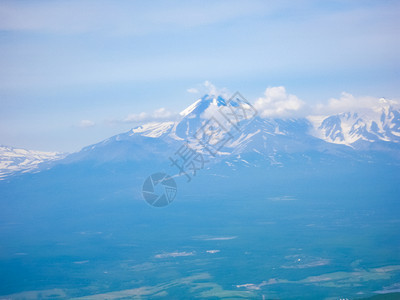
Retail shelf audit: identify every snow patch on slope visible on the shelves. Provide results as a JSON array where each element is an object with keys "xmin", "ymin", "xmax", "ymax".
[{"xmin": 130, "ymin": 122, "xmax": 174, "ymax": 138}]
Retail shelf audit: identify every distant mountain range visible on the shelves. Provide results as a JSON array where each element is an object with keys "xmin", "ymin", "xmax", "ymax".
[
  {"xmin": 308, "ymin": 101, "xmax": 400, "ymax": 147},
  {"xmin": 0, "ymin": 145, "xmax": 64, "ymax": 180},
  {"xmin": 1, "ymin": 94, "xmax": 399, "ymax": 180}
]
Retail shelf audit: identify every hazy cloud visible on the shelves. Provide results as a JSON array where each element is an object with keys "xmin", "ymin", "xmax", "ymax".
[
  {"xmin": 314, "ymin": 92, "xmax": 400, "ymax": 115},
  {"xmin": 123, "ymin": 85, "xmax": 400, "ymax": 125},
  {"xmin": 204, "ymin": 80, "xmax": 230, "ymax": 98},
  {"xmin": 186, "ymin": 81, "xmax": 230, "ymax": 99},
  {"xmin": 78, "ymin": 120, "xmax": 95, "ymax": 128},
  {"xmin": 123, "ymin": 107, "xmax": 178, "ymax": 123},
  {"xmin": 0, "ymin": 0, "xmax": 271, "ymax": 35},
  {"xmin": 187, "ymin": 88, "xmax": 199, "ymax": 94},
  {"xmin": 254, "ymin": 88, "xmax": 399, "ymax": 118}
]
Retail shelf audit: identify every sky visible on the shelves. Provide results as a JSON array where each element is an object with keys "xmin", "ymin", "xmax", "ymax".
[{"xmin": 0, "ymin": 0, "xmax": 399, "ymax": 152}]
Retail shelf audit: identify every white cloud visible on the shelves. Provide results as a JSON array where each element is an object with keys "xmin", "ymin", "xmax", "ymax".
[
  {"xmin": 254, "ymin": 86, "xmax": 305, "ymax": 118},
  {"xmin": 123, "ymin": 107, "xmax": 178, "ymax": 123},
  {"xmin": 152, "ymin": 108, "xmax": 175, "ymax": 119},
  {"xmin": 203, "ymin": 80, "xmax": 230, "ymax": 98},
  {"xmin": 118, "ymin": 87, "xmax": 400, "ymax": 127},
  {"xmin": 314, "ymin": 92, "xmax": 400, "ymax": 115},
  {"xmin": 78, "ymin": 120, "xmax": 95, "ymax": 128},
  {"xmin": 254, "ymin": 88, "xmax": 399, "ymax": 119},
  {"xmin": 185, "ymin": 81, "xmax": 230, "ymax": 98},
  {"xmin": 204, "ymin": 80, "xmax": 219, "ymax": 96}
]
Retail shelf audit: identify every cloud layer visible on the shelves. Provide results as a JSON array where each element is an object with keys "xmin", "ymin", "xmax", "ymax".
[
  {"xmin": 122, "ymin": 84, "xmax": 399, "ymax": 124},
  {"xmin": 123, "ymin": 108, "xmax": 178, "ymax": 123},
  {"xmin": 78, "ymin": 120, "xmax": 95, "ymax": 128},
  {"xmin": 314, "ymin": 92, "xmax": 400, "ymax": 116},
  {"xmin": 254, "ymin": 86, "xmax": 306, "ymax": 118}
]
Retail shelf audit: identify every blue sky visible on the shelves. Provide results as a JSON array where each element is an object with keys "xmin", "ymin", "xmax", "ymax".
[{"xmin": 0, "ymin": 0, "xmax": 399, "ymax": 152}]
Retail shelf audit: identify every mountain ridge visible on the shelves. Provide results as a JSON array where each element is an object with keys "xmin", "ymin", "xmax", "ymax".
[{"xmin": 1, "ymin": 94, "xmax": 400, "ymax": 180}]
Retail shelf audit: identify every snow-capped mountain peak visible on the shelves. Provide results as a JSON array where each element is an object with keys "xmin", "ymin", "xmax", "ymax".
[
  {"xmin": 308, "ymin": 104, "xmax": 400, "ymax": 146},
  {"xmin": 0, "ymin": 145, "xmax": 64, "ymax": 180},
  {"xmin": 179, "ymin": 94, "xmax": 228, "ymax": 118}
]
